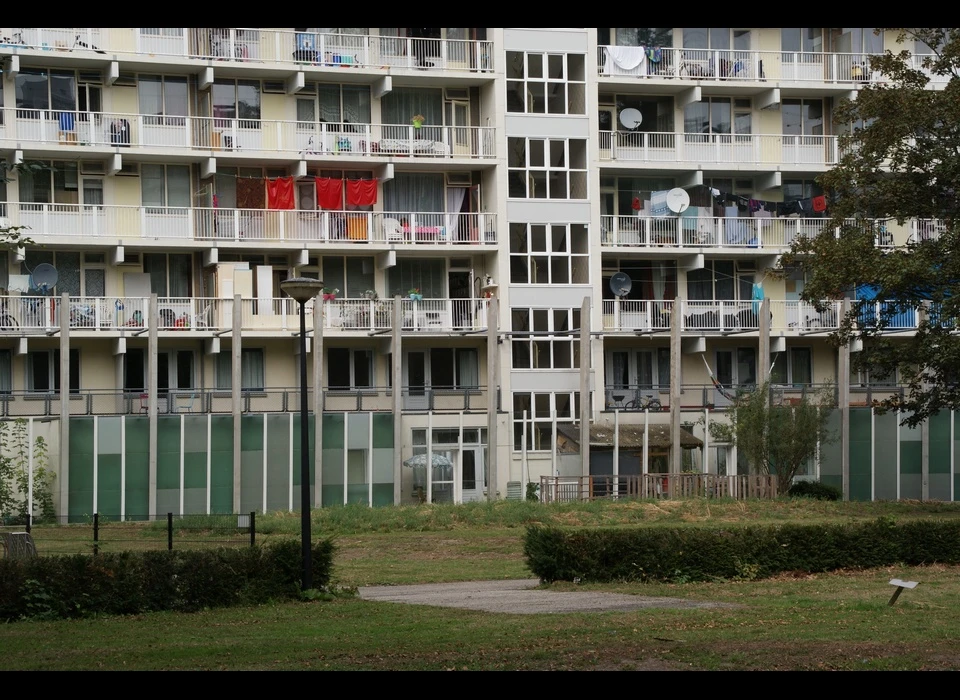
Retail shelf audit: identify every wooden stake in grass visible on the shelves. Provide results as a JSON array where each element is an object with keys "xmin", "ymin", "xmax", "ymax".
[{"xmin": 888, "ymin": 578, "xmax": 918, "ymax": 606}]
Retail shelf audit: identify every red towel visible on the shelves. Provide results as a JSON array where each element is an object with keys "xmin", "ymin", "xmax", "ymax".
[
  {"xmin": 346, "ymin": 179, "xmax": 378, "ymax": 206},
  {"xmin": 267, "ymin": 177, "xmax": 295, "ymax": 210},
  {"xmin": 812, "ymin": 195, "xmax": 827, "ymax": 213},
  {"xmin": 315, "ymin": 177, "xmax": 344, "ymax": 210}
]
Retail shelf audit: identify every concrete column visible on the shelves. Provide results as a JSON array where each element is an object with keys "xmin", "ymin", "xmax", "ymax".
[
  {"xmin": 671, "ymin": 295, "xmax": 682, "ymax": 473},
  {"xmin": 758, "ymin": 297, "xmax": 771, "ymax": 390},
  {"xmin": 486, "ymin": 295, "xmax": 498, "ymax": 501},
  {"xmin": 839, "ymin": 297, "xmax": 851, "ymax": 501},
  {"xmin": 579, "ymin": 296, "xmax": 591, "ymax": 476},
  {"xmin": 392, "ymin": 296, "xmax": 403, "ymax": 505},
  {"xmin": 313, "ymin": 292, "xmax": 323, "ymax": 508},
  {"xmin": 232, "ymin": 294, "xmax": 242, "ymax": 512},
  {"xmin": 920, "ymin": 300, "xmax": 930, "ymax": 501},
  {"xmin": 148, "ymin": 294, "xmax": 158, "ymax": 517},
  {"xmin": 58, "ymin": 293, "xmax": 70, "ymax": 515}
]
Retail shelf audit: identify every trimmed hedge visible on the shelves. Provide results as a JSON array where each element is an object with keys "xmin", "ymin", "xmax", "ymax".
[
  {"xmin": 788, "ymin": 480, "xmax": 843, "ymax": 501},
  {"xmin": 0, "ymin": 538, "xmax": 334, "ymax": 621},
  {"xmin": 524, "ymin": 517, "xmax": 960, "ymax": 583}
]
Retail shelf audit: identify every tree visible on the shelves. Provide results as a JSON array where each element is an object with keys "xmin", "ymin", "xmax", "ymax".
[
  {"xmin": 0, "ymin": 161, "xmax": 38, "ymax": 253},
  {"xmin": 712, "ymin": 382, "xmax": 836, "ymax": 494},
  {"xmin": 781, "ymin": 28, "xmax": 960, "ymax": 427}
]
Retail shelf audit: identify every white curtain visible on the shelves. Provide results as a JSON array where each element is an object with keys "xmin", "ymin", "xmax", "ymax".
[
  {"xmin": 652, "ymin": 261, "xmax": 666, "ymax": 301},
  {"xmin": 380, "ymin": 87, "xmax": 443, "ymax": 126},
  {"xmin": 383, "ymin": 173, "xmax": 444, "ymax": 214},
  {"xmin": 445, "ymin": 187, "xmax": 466, "ymax": 239}
]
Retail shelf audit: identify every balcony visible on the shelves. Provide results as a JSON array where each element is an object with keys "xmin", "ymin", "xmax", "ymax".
[
  {"xmin": 597, "ymin": 46, "xmax": 884, "ymax": 85},
  {"xmin": 0, "ymin": 295, "xmax": 492, "ymax": 335},
  {"xmin": 2, "ymin": 203, "xmax": 498, "ymax": 246},
  {"xmin": 599, "ymin": 131, "xmax": 838, "ymax": 169},
  {"xmin": 0, "ymin": 110, "xmax": 496, "ymax": 160},
  {"xmin": 0, "ymin": 28, "xmax": 494, "ymax": 73}
]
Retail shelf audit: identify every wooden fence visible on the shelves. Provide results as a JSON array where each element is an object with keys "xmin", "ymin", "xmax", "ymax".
[{"xmin": 539, "ymin": 474, "xmax": 778, "ymax": 503}]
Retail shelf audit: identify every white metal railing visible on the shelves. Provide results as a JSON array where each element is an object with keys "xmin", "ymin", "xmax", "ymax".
[
  {"xmin": 1, "ymin": 203, "xmax": 498, "ymax": 245},
  {"xmin": 601, "ymin": 215, "xmax": 828, "ymax": 248},
  {"xmin": 0, "ymin": 110, "xmax": 495, "ymax": 159},
  {"xmin": 0, "ymin": 28, "xmax": 494, "ymax": 72},
  {"xmin": 600, "ymin": 300, "xmax": 674, "ymax": 332},
  {"xmin": 769, "ymin": 300, "xmax": 842, "ymax": 332},
  {"xmin": 597, "ymin": 46, "xmax": 886, "ymax": 84},
  {"xmin": 599, "ymin": 131, "xmax": 838, "ymax": 167},
  {"xmin": 321, "ymin": 297, "xmax": 488, "ymax": 332}
]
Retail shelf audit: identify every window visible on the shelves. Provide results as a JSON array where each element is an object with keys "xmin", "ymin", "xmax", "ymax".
[
  {"xmin": 781, "ymin": 28, "xmax": 823, "ymax": 54},
  {"xmin": 0, "ymin": 350, "xmax": 10, "ymax": 394},
  {"xmin": 21, "ymin": 250, "xmax": 102, "ymax": 297},
  {"xmin": 509, "ymin": 223, "xmax": 589, "ymax": 285},
  {"xmin": 601, "ymin": 260, "xmax": 677, "ymax": 302},
  {"xmin": 511, "ymin": 308, "xmax": 580, "ymax": 370},
  {"xmin": 380, "ymin": 87, "xmax": 442, "ymax": 126},
  {"xmin": 328, "ymin": 348, "xmax": 374, "ymax": 390},
  {"xmin": 507, "ymin": 137, "xmax": 588, "ymax": 199},
  {"xmin": 215, "ymin": 349, "xmax": 264, "ymax": 391},
  {"xmin": 27, "ymin": 349, "xmax": 79, "ymax": 394},
  {"xmin": 383, "ymin": 173, "xmax": 444, "ymax": 214},
  {"xmin": 683, "ymin": 28, "xmax": 750, "ymax": 52},
  {"xmin": 607, "ymin": 348, "xmax": 670, "ymax": 393},
  {"xmin": 323, "ymin": 256, "xmax": 375, "ymax": 298},
  {"xmin": 770, "ymin": 348, "xmax": 812, "ymax": 386},
  {"xmin": 782, "ymin": 99, "xmax": 824, "ymax": 136},
  {"xmin": 684, "ymin": 98, "xmax": 751, "ymax": 139},
  {"xmin": 505, "ymin": 51, "xmax": 586, "ymax": 115},
  {"xmin": 15, "ymin": 68, "xmax": 76, "ymax": 113},
  {"xmin": 18, "ymin": 161, "xmax": 83, "ymax": 204},
  {"xmin": 513, "ymin": 391, "xmax": 580, "ymax": 451},
  {"xmin": 850, "ymin": 364, "xmax": 896, "ymax": 387},
  {"xmin": 297, "ymin": 83, "xmax": 371, "ymax": 126},
  {"xmin": 687, "ymin": 261, "xmax": 753, "ymax": 301},
  {"xmin": 834, "ymin": 28, "xmax": 883, "ymax": 55},
  {"xmin": 141, "ymin": 164, "xmax": 190, "ymax": 207},
  {"xmin": 212, "ymin": 78, "xmax": 261, "ymax": 125},
  {"xmin": 603, "ymin": 28, "xmax": 673, "ymax": 48},
  {"xmin": 782, "ymin": 179, "xmax": 824, "ymax": 205},
  {"xmin": 386, "ymin": 258, "xmax": 444, "ymax": 298},
  {"xmin": 143, "ymin": 252, "xmax": 192, "ymax": 298},
  {"xmin": 138, "ymin": 75, "xmax": 188, "ymax": 125}
]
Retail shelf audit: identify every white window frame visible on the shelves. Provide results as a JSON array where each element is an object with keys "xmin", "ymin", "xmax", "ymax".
[
  {"xmin": 513, "ymin": 391, "xmax": 579, "ymax": 452},
  {"xmin": 327, "ymin": 348, "xmax": 375, "ymax": 391},
  {"xmin": 508, "ymin": 222, "xmax": 589, "ymax": 285},
  {"xmin": 511, "ymin": 308, "xmax": 580, "ymax": 370},
  {"xmin": 507, "ymin": 137, "xmax": 588, "ymax": 200},
  {"xmin": 215, "ymin": 348, "xmax": 265, "ymax": 391},
  {"xmin": 506, "ymin": 51, "xmax": 585, "ymax": 115}
]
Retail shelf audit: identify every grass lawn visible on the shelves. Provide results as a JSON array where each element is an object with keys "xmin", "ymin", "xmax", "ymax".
[{"xmin": 3, "ymin": 498, "xmax": 960, "ymax": 670}]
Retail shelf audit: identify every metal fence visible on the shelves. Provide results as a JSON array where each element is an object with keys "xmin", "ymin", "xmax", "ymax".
[{"xmin": 1, "ymin": 513, "xmax": 257, "ymax": 556}]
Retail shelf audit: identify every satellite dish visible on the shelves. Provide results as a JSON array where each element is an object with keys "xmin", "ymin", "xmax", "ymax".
[
  {"xmin": 609, "ymin": 272, "xmax": 633, "ymax": 298},
  {"xmin": 618, "ymin": 108, "xmax": 643, "ymax": 130},
  {"xmin": 666, "ymin": 188, "xmax": 691, "ymax": 214},
  {"xmin": 30, "ymin": 263, "xmax": 59, "ymax": 295}
]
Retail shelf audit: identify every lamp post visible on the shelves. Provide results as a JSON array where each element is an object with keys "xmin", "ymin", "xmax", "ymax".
[{"xmin": 280, "ymin": 276, "xmax": 324, "ymax": 591}]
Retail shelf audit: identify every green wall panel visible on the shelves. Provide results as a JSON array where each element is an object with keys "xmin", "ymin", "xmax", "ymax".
[
  {"xmin": 156, "ymin": 488, "xmax": 179, "ymax": 516},
  {"xmin": 183, "ymin": 487, "xmax": 207, "ymax": 514},
  {"xmin": 899, "ymin": 439, "xmax": 921, "ymax": 475},
  {"xmin": 124, "ymin": 418, "xmax": 149, "ymax": 520},
  {"xmin": 874, "ymin": 411, "xmax": 898, "ymax": 501},
  {"xmin": 849, "ymin": 409, "xmax": 872, "ymax": 501},
  {"xmin": 239, "ymin": 451, "xmax": 263, "ymax": 514},
  {"xmin": 183, "ymin": 452, "xmax": 207, "ymax": 490},
  {"xmin": 266, "ymin": 414, "xmax": 291, "ymax": 513},
  {"xmin": 209, "ymin": 415, "xmax": 233, "ymax": 513},
  {"xmin": 183, "ymin": 416, "xmax": 208, "ymax": 453},
  {"xmin": 96, "ymin": 454, "xmax": 122, "ymax": 519},
  {"xmin": 68, "ymin": 417, "xmax": 94, "ymax": 522},
  {"xmin": 241, "ymin": 415, "xmax": 264, "ymax": 450},
  {"xmin": 819, "ymin": 409, "xmax": 842, "ymax": 479},
  {"xmin": 930, "ymin": 474, "xmax": 952, "ymax": 501},
  {"xmin": 373, "ymin": 412, "xmax": 394, "ymax": 448},
  {"xmin": 323, "ymin": 413, "xmax": 344, "ymax": 449},
  {"xmin": 930, "ymin": 411, "xmax": 952, "ymax": 474}
]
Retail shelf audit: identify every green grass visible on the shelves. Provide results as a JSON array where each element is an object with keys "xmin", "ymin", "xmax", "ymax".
[{"xmin": 5, "ymin": 498, "xmax": 960, "ymax": 670}]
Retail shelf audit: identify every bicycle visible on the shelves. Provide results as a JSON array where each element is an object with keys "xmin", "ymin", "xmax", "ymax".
[{"xmin": 625, "ymin": 393, "xmax": 662, "ymax": 411}]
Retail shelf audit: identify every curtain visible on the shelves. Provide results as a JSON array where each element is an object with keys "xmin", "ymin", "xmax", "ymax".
[
  {"xmin": 387, "ymin": 258, "xmax": 444, "ymax": 297},
  {"xmin": 652, "ymin": 261, "xmax": 666, "ymax": 301},
  {"xmin": 317, "ymin": 84, "xmax": 341, "ymax": 123},
  {"xmin": 241, "ymin": 349, "xmax": 264, "ymax": 391},
  {"xmin": 457, "ymin": 348, "xmax": 478, "ymax": 388},
  {"xmin": 169, "ymin": 254, "xmax": 191, "ymax": 298},
  {"xmin": 445, "ymin": 187, "xmax": 466, "ymax": 239},
  {"xmin": 380, "ymin": 87, "xmax": 443, "ymax": 125},
  {"xmin": 383, "ymin": 173, "xmax": 444, "ymax": 213},
  {"xmin": 346, "ymin": 179, "xmax": 377, "ymax": 206}
]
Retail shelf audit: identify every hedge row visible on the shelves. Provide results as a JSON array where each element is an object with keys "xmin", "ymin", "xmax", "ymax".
[
  {"xmin": 0, "ymin": 538, "xmax": 335, "ymax": 621},
  {"xmin": 524, "ymin": 517, "xmax": 960, "ymax": 583}
]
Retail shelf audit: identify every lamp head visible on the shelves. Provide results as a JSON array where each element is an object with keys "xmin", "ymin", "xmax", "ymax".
[{"xmin": 280, "ymin": 277, "xmax": 325, "ymax": 304}]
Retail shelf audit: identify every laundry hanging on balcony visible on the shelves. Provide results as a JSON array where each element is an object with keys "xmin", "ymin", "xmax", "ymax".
[
  {"xmin": 315, "ymin": 177, "xmax": 344, "ymax": 209},
  {"xmin": 237, "ymin": 176, "xmax": 266, "ymax": 209},
  {"xmin": 346, "ymin": 179, "xmax": 378, "ymax": 206},
  {"xmin": 266, "ymin": 176, "xmax": 295, "ymax": 210}
]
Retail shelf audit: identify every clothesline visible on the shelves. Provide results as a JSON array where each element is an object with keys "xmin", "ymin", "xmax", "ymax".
[{"xmin": 217, "ymin": 175, "xmax": 379, "ymax": 210}]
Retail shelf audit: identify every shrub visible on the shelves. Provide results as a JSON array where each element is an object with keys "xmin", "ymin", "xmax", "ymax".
[
  {"xmin": 524, "ymin": 518, "xmax": 960, "ymax": 584},
  {"xmin": 788, "ymin": 480, "xmax": 843, "ymax": 501},
  {"xmin": 0, "ymin": 538, "xmax": 335, "ymax": 621}
]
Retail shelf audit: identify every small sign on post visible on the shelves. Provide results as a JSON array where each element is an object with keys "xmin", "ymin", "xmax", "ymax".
[{"xmin": 888, "ymin": 578, "xmax": 918, "ymax": 606}]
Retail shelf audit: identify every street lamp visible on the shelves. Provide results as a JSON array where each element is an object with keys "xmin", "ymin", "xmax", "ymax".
[{"xmin": 280, "ymin": 276, "xmax": 324, "ymax": 591}]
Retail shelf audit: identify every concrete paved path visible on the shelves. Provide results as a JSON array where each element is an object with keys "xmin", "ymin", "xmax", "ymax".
[{"xmin": 358, "ymin": 579, "xmax": 739, "ymax": 614}]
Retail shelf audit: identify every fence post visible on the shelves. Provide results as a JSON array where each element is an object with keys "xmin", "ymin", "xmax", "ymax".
[
  {"xmin": 93, "ymin": 513, "xmax": 99, "ymax": 556},
  {"xmin": 167, "ymin": 512, "xmax": 173, "ymax": 551},
  {"xmin": 25, "ymin": 512, "xmax": 31, "ymax": 534},
  {"xmin": 250, "ymin": 511, "xmax": 256, "ymax": 547}
]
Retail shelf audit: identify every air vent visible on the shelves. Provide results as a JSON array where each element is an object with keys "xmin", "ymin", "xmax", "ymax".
[
  {"xmin": 80, "ymin": 160, "xmax": 105, "ymax": 175},
  {"xmin": 262, "ymin": 80, "xmax": 286, "ymax": 94},
  {"xmin": 445, "ymin": 172, "xmax": 472, "ymax": 186},
  {"xmin": 115, "ymin": 163, "xmax": 139, "ymax": 177},
  {"xmin": 444, "ymin": 88, "xmax": 469, "ymax": 100},
  {"xmin": 114, "ymin": 72, "xmax": 136, "ymax": 87},
  {"xmin": 118, "ymin": 252, "xmax": 142, "ymax": 266}
]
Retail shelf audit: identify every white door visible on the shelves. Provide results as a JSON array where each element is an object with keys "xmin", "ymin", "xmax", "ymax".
[
  {"xmin": 445, "ymin": 100, "xmax": 470, "ymax": 156},
  {"xmin": 459, "ymin": 447, "xmax": 486, "ymax": 502}
]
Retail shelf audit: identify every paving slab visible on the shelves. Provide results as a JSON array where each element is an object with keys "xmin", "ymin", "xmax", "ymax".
[{"xmin": 358, "ymin": 579, "xmax": 740, "ymax": 614}]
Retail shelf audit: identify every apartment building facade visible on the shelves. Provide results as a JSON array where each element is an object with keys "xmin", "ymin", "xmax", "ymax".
[{"xmin": 0, "ymin": 27, "xmax": 954, "ymax": 518}]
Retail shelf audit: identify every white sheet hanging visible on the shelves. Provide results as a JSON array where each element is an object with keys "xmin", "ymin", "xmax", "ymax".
[{"xmin": 604, "ymin": 46, "xmax": 646, "ymax": 75}]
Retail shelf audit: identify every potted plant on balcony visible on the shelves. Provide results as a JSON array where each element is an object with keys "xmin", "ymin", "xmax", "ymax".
[
  {"xmin": 323, "ymin": 287, "xmax": 339, "ymax": 301},
  {"xmin": 411, "ymin": 114, "xmax": 425, "ymax": 129},
  {"xmin": 408, "ymin": 287, "xmax": 423, "ymax": 301}
]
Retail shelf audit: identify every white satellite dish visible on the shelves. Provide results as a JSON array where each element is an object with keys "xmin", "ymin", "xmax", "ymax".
[
  {"xmin": 666, "ymin": 188, "xmax": 691, "ymax": 214},
  {"xmin": 609, "ymin": 272, "xmax": 633, "ymax": 298},
  {"xmin": 30, "ymin": 263, "xmax": 59, "ymax": 295},
  {"xmin": 618, "ymin": 108, "xmax": 643, "ymax": 130}
]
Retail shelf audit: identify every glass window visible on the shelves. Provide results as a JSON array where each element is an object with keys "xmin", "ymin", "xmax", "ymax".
[
  {"xmin": 216, "ymin": 348, "xmax": 264, "ymax": 390},
  {"xmin": 27, "ymin": 349, "xmax": 80, "ymax": 394}
]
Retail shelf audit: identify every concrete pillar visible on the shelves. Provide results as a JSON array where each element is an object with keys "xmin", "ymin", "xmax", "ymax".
[
  {"xmin": 671, "ymin": 295, "xmax": 682, "ymax": 473},
  {"xmin": 839, "ymin": 297, "xmax": 851, "ymax": 501},
  {"xmin": 232, "ymin": 294, "xmax": 242, "ymax": 511},
  {"xmin": 580, "ymin": 296, "xmax": 591, "ymax": 477},
  {"xmin": 393, "ymin": 295, "xmax": 403, "ymax": 505},
  {"xmin": 486, "ymin": 295, "xmax": 498, "ymax": 501},
  {"xmin": 920, "ymin": 300, "xmax": 930, "ymax": 501},
  {"xmin": 313, "ymin": 292, "xmax": 323, "ymax": 508},
  {"xmin": 148, "ymin": 294, "xmax": 158, "ymax": 517},
  {"xmin": 58, "ymin": 293, "xmax": 70, "ymax": 515},
  {"xmin": 759, "ymin": 297, "xmax": 771, "ymax": 389}
]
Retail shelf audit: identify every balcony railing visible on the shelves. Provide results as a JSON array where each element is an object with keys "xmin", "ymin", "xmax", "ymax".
[
  {"xmin": 2, "ymin": 203, "xmax": 498, "ymax": 246},
  {"xmin": 0, "ymin": 110, "xmax": 496, "ymax": 159},
  {"xmin": 0, "ymin": 295, "xmax": 492, "ymax": 335},
  {"xmin": 598, "ymin": 46, "xmax": 885, "ymax": 84},
  {"xmin": 599, "ymin": 131, "xmax": 839, "ymax": 167},
  {"xmin": 0, "ymin": 28, "xmax": 494, "ymax": 73}
]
